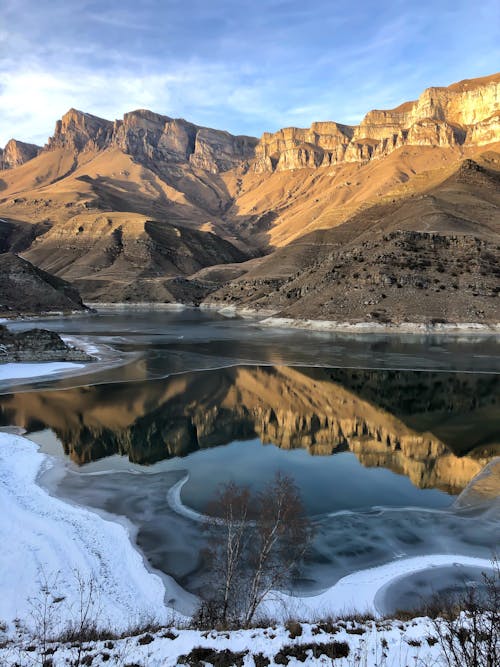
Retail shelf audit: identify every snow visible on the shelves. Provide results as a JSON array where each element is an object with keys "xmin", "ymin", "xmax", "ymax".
[
  {"xmin": 0, "ymin": 616, "xmax": 446, "ymax": 666},
  {"xmin": 262, "ymin": 554, "xmax": 493, "ymax": 621},
  {"xmin": 258, "ymin": 317, "xmax": 500, "ymax": 334},
  {"xmin": 0, "ymin": 433, "xmax": 494, "ymax": 666},
  {"xmin": 0, "ymin": 433, "xmax": 188, "ymax": 635},
  {"xmin": 0, "ymin": 361, "xmax": 84, "ymax": 381}
]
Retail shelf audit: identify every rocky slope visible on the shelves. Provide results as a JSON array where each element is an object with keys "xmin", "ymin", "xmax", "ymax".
[
  {"xmin": 205, "ymin": 157, "xmax": 500, "ymax": 324},
  {"xmin": 1, "ymin": 365, "xmax": 497, "ymax": 493},
  {"xmin": 0, "ymin": 252, "xmax": 88, "ymax": 314}
]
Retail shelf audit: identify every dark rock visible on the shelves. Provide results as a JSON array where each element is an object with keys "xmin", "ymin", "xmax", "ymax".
[
  {"xmin": 0, "ymin": 253, "xmax": 88, "ymax": 315},
  {"xmin": 0, "ymin": 324, "xmax": 94, "ymax": 363}
]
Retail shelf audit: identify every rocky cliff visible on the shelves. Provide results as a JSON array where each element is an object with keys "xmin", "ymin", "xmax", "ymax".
[
  {"xmin": 46, "ymin": 109, "xmax": 114, "ymax": 152},
  {"xmin": 254, "ymin": 73, "xmax": 500, "ymax": 172},
  {"xmin": 0, "ymin": 139, "xmax": 41, "ymax": 169},
  {"xmin": 44, "ymin": 108, "xmax": 258, "ymax": 174}
]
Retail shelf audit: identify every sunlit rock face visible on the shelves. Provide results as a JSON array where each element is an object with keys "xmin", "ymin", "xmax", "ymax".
[
  {"xmin": 43, "ymin": 107, "xmax": 257, "ymax": 174},
  {"xmin": 0, "ymin": 139, "xmax": 41, "ymax": 169},
  {"xmin": 0, "ymin": 366, "xmax": 497, "ymax": 494},
  {"xmin": 46, "ymin": 109, "xmax": 114, "ymax": 152},
  {"xmin": 253, "ymin": 74, "xmax": 500, "ymax": 172},
  {"xmin": 253, "ymin": 123, "xmax": 354, "ymax": 172}
]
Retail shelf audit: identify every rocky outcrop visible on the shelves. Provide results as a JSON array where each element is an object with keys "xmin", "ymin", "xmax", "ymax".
[
  {"xmin": 44, "ymin": 107, "xmax": 257, "ymax": 173},
  {"xmin": 466, "ymin": 111, "xmax": 500, "ymax": 145},
  {"xmin": 189, "ymin": 127, "xmax": 257, "ymax": 173},
  {"xmin": 0, "ymin": 325, "xmax": 93, "ymax": 363},
  {"xmin": 253, "ymin": 73, "xmax": 500, "ymax": 172},
  {"xmin": 45, "ymin": 109, "xmax": 114, "ymax": 152},
  {"xmin": 0, "ymin": 139, "xmax": 40, "ymax": 169},
  {"xmin": 253, "ymin": 122, "xmax": 354, "ymax": 172},
  {"xmin": 0, "ymin": 252, "xmax": 88, "ymax": 314}
]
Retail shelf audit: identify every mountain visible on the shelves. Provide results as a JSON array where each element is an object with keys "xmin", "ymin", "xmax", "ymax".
[
  {"xmin": 253, "ymin": 74, "xmax": 500, "ymax": 172},
  {"xmin": 0, "ymin": 72, "xmax": 498, "ymax": 321}
]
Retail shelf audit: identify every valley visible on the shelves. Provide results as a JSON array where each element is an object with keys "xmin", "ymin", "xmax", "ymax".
[{"xmin": 0, "ymin": 73, "xmax": 498, "ymax": 324}]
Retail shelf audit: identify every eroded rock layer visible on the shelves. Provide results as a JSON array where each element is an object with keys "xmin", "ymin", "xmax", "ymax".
[{"xmin": 253, "ymin": 74, "xmax": 500, "ymax": 172}]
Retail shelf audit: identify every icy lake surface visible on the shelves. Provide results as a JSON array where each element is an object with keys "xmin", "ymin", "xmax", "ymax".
[{"xmin": 1, "ymin": 309, "xmax": 499, "ymax": 612}]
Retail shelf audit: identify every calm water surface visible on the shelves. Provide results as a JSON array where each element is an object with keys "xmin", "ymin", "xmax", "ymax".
[{"xmin": 1, "ymin": 310, "xmax": 499, "ymax": 610}]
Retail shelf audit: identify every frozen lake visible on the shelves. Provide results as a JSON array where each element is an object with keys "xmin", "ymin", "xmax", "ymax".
[{"xmin": 1, "ymin": 309, "xmax": 499, "ymax": 613}]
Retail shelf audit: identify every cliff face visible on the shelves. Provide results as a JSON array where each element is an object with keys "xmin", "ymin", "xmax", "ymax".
[
  {"xmin": 46, "ymin": 109, "xmax": 114, "ymax": 152},
  {"xmin": 0, "ymin": 139, "xmax": 41, "ymax": 169},
  {"xmin": 254, "ymin": 74, "xmax": 500, "ymax": 172},
  {"xmin": 1, "ymin": 73, "xmax": 498, "ymax": 177},
  {"xmin": 44, "ymin": 108, "xmax": 258, "ymax": 174}
]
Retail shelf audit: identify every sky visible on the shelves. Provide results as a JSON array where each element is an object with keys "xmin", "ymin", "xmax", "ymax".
[{"xmin": 0, "ymin": 0, "xmax": 499, "ymax": 146}]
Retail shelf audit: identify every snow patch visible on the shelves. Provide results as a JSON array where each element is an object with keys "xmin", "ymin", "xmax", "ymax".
[
  {"xmin": 0, "ymin": 361, "xmax": 84, "ymax": 381},
  {"xmin": 0, "ymin": 433, "xmax": 188, "ymax": 634}
]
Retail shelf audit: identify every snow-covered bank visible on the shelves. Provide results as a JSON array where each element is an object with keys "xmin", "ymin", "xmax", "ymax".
[
  {"xmin": 0, "ymin": 433, "xmax": 186, "ymax": 635},
  {"xmin": 259, "ymin": 316, "xmax": 500, "ymax": 335},
  {"xmin": 264, "ymin": 555, "xmax": 494, "ymax": 621},
  {"xmin": 0, "ymin": 361, "xmax": 84, "ymax": 381},
  {"xmin": 0, "ymin": 616, "xmax": 470, "ymax": 667},
  {"xmin": 87, "ymin": 302, "xmax": 190, "ymax": 311}
]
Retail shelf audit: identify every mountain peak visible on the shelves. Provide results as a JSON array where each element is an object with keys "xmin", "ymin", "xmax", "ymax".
[
  {"xmin": 47, "ymin": 108, "xmax": 114, "ymax": 152},
  {"xmin": 0, "ymin": 138, "xmax": 41, "ymax": 169}
]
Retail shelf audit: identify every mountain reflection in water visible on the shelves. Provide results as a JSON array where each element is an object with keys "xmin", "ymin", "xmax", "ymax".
[{"xmin": 1, "ymin": 365, "xmax": 499, "ymax": 495}]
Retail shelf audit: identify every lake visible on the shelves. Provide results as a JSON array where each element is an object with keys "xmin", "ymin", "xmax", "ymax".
[{"xmin": 1, "ymin": 309, "xmax": 499, "ymax": 614}]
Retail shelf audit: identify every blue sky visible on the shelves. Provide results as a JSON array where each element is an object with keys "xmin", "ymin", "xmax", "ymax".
[{"xmin": 1, "ymin": 0, "xmax": 499, "ymax": 146}]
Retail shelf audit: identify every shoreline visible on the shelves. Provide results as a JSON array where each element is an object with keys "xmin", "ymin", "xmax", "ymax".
[
  {"xmin": 4, "ymin": 303, "xmax": 500, "ymax": 335},
  {"xmin": 91, "ymin": 303, "xmax": 500, "ymax": 335},
  {"xmin": 0, "ymin": 433, "xmax": 189, "ymax": 635}
]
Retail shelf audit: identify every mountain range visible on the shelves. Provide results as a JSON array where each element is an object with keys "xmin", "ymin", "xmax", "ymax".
[{"xmin": 0, "ymin": 72, "xmax": 499, "ymax": 323}]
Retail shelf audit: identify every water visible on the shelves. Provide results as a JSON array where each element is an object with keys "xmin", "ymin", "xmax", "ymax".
[{"xmin": 1, "ymin": 310, "xmax": 499, "ymax": 607}]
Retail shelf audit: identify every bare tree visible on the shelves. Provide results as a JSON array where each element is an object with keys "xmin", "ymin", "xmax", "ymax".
[
  {"xmin": 429, "ymin": 558, "xmax": 499, "ymax": 667},
  {"xmin": 199, "ymin": 473, "xmax": 314, "ymax": 628},
  {"xmin": 243, "ymin": 473, "xmax": 313, "ymax": 627},
  {"xmin": 202, "ymin": 482, "xmax": 252, "ymax": 626}
]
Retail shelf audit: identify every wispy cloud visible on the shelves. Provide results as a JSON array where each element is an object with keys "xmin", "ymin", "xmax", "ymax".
[{"xmin": 0, "ymin": 0, "xmax": 498, "ymax": 145}]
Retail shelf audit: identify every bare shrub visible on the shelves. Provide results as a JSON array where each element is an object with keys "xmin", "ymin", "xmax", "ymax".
[{"xmin": 429, "ymin": 559, "xmax": 499, "ymax": 667}]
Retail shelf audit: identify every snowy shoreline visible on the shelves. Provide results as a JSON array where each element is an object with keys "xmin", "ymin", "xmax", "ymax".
[{"xmin": 0, "ymin": 433, "xmax": 188, "ymax": 635}]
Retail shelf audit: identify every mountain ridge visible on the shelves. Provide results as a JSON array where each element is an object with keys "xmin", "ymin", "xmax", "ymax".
[
  {"xmin": 2, "ymin": 71, "xmax": 498, "ymax": 174},
  {"xmin": 0, "ymin": 71, "xmax": 498, "ymax": 320}
]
